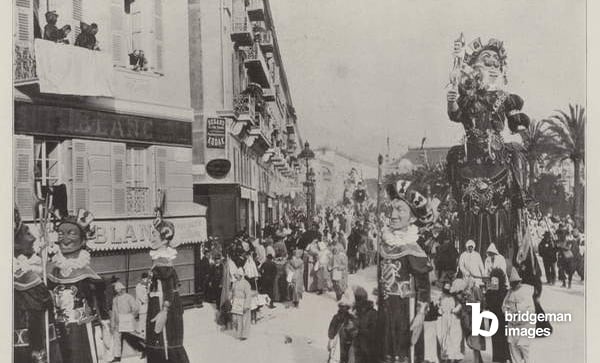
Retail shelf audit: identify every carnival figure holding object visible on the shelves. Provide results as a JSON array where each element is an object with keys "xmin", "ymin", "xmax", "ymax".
[
  {"xmin": 145, "ymin": 212, "xmax": 190, "ymax": 363},
  {"xmin": 14, "ymin": 207, "xmax": 63, "ymax": 363},
  {"xmin": 446, "ymin": 34, "xmax": 531, "ymax": 261},
  {"xmin": 377, "ymin": 180, "xmax": 434, "ymax": 363},
  {"xmin": 46, "ymin": 209, "xmax": 109, "ymax": 363}
]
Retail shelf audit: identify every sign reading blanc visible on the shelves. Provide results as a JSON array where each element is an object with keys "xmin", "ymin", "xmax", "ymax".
[{"xmin": 206, "ymin": 117, "xmax": 226, "ymax": 149}]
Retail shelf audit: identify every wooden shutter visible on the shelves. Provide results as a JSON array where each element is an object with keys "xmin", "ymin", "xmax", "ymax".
[
  {"xmin": 111, "ymin": 143, "xmax": 127, "ymax": 215},
  {"xmin": 149, "ymin": 146, "xmax": 167, "ymax": 214},
  {"xmin": 14, "ymin": 135, "xmax": 35, "ymax": 220},
  {"xmin": 153, "ymin": 0, "xmax": 163, "ymax": 72},
  {"xmin": 72, "ymin": 0, "xmax": 83, "ymax": 43},
  {"xmin": 15, "ymin": 0, "xmax": 33, "ymax": 43},
  {"xmin": 71, "ymin": 139, "xmax": 89, "ymax": 212},
  {"xmin": 111, "ymin": 0, "xmax": 125, "ymax": 65},
  {"xmin": 87, "ymin": 141, "xmax": 112, "ymax": 217}
]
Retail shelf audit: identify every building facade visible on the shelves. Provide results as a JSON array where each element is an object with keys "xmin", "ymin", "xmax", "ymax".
[
  {"xmin": 13, "ymin": 0, "xmax": 206, "ymax": 298},
  {"xmin": 312, "ymin": 147, "xmax": 377, "ymax": 207},
  {"xmin": 188, "ymin": 0, "xmax": 303, "ymax": 242}
]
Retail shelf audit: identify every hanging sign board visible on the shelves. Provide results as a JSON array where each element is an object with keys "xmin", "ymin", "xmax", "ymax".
[{"xmin": 206, "ymin": 117, "xmax": 226, "ymax": 149}]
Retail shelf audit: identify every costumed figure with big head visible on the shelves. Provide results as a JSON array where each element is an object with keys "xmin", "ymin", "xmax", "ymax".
[
  {"xmin": 14, "ymin": 208, "xmax": 63, "ymax": 363},
  {"xmin": 445, "ymin": 34, "xmax": 539, "ymax": 268},
  {"xmin": 145, "ymin": 208, "xmax": 190, "ymax": 363},
  {"xmin": 46, "ymin": 209, "xmax": 108, "ymax": 363},
  {"xmin": 377, "ymin": 180, "xmax": 434, "ymax": 363},
  {"xmin": 446, "ymin": 34, "xmax": 547, "ymax": 335}
]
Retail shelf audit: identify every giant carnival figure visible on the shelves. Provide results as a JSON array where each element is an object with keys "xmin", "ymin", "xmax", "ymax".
[
  {"xmin": 14, "ymin": 208, "xmax": 63, "ymax": 363},
  {"xmin": 445, "ymin": 34, "xmax": 531, "ymax": 262},
  {"xmin": 377, "ymin": 180, "xmax": 435, "ymax": 363},
  {"xmin": 47, "ymin": 209, "xmax": 109, "ymax": 363}
]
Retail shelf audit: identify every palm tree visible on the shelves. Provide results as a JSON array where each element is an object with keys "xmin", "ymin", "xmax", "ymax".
[
  {"xmin": 519, "ymin": 118, "xmax": 552, "ymax": 188},
  {"xmin": 541, "ymin": 104, "xmax": 585, "ymax": 222}
]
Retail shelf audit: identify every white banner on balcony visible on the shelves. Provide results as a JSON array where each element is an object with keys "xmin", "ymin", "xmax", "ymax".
[{"xmin": 34, "ymin": 39, "xmax": 114, "ymax": 97}]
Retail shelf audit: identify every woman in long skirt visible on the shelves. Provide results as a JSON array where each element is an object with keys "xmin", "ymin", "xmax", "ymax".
[
  {"xmin": 231, "ymin": 268, "xmax": 252, "ymax": 340},
  {"xmin": 146, "ymin": 218, "xmax": 190, "ymax": 363},
  {"xmin": 437, "ymin": 283, "xmax": 464, "ymax": 363}
]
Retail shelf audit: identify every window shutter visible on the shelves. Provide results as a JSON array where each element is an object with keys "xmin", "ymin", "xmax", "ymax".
[
  {"xmin": 111, "ymin": 143, "xmax": 127, "ymax": 216},
  {"xmin": 153, "ymin": 0, "xmax": 163, "ymax": 72},
  {"xmin": 15, "ymin": 0, "xmax": 33, "ymax": 43},
  {"xmin": 87, "ymin": 141, "xmax": 112, "ymax": 217},
  {"xmin": 14, "ymin": 135, "xmax": 35, "ymax": 220},
  {"xmin": 72, "ymin": 0, "xmax": 83, "ymax": 43},
  {"xmin": 111, "ymin": 0, "xmax": 125, "ymax": 65},
  {"xmin": 71, "ymin": 139, "xmax": 89, "ymax": 212},
  {"xmin": 150, "ymin": 146, "xmax": 168, "ymax": 214}
]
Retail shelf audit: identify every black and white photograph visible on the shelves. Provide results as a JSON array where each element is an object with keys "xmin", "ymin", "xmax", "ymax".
[{"xmin": 10, "ymin": 0, "xmax": 593, "ymax": 363}]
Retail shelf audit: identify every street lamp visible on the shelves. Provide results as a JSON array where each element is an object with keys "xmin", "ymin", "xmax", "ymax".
[{"xmin": 298, "ymin": 141, "xmax": 315, "ymax": 223}]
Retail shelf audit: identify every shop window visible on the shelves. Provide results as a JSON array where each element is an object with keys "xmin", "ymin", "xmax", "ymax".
[{"xmin": 126, "ymin": 145, "xmax": 151, "ymax": 215}]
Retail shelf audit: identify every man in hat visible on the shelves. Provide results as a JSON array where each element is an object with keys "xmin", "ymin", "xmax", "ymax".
[
  {"xmin": 328, "ymin": 289, "xmax": 358, "ymax": 363},
  {"xmin": 75, "ymin": 23, "xmax": 99, "ymax": 50},
  {"xmin": 502, "ymin": 268, "xmax": 535, "ymax": 363},
  {"xmin": 110, "ymin": 282, "xmax": 145, "ymax": 362},
  {"xmin": 458, "ymin": 240, "xmax": 485, "ymax": 285},
  {"xmin": 43, "ymin": 11, "xmax": 60, "ymax": 41}
]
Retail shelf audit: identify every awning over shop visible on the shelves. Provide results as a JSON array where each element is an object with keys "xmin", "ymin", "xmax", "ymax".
[
  {"xmin": 34, "ymin": 39, "xmax": 114, "ymax": 97},
  {"xmin": 28, "ymin": 216, "xmax": 207, "ymax": 252}
]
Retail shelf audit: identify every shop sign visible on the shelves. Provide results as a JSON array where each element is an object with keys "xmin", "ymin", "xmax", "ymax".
[
  {"xmin": 206, "ymin": 117, "xmax": 226, "ymax": 149},
  {"xmin": 83, "ymin": 217, "xmax": 207, "ymax": 251},
  {"xmin": 206, "ymin": 159, "xmax": 231, "ymax": 179},
  {"xmin": 15, "ymin": 103, "xmax": 192, "ymax": 146}
]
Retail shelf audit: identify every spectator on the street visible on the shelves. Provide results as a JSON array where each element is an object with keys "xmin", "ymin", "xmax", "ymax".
[
  {"xmin": 259, "ymin": 254, "xmax": 276, "ymax": 308},
  {"xmin": 330, "ymin": 245, "xmax": 349, "ymax": 301},
  {"xmin": 286, "ymin": 249, "xmax": 305, "ymax": 308},
  {"xmin": 484, "ymin": 243, "xmax": 508, "ymax": 285},
  {"xmin": 347, "ymin": 224, "xmax": 361, "ymax": 274},
  {"xmin": 503, "ymin": 267, "xmax": 535, "ymax": 363},
  {"xmin": 316, "ymin": 241, "xmax": 332, "ymax": 295},
  {"xmin": 356, "ymin": 231, "xmax": 369, "ymax": 271},
  {"xmin": 353, "ymin": 287, "xmax": 377, "ymax": 363},
  {"xmin": 437, "ymin": 282, "xmax": 464, "ymax": 362},
  {"xmin": 434, "ymin": 231, "xmax": 459, "ymax": 284},
  {"xmin": 538, "ymin": 232, "xmax": 557, "ymax": 285},
  {"xmin": 230, "ymin": 268, "xmax": 252, "ymax": 341},
  {"xmin": 208, "ymin": 253, "xmax": 224, "ymax": 304},
  {"xmin": 485, "ymin": 268, "xmax": 511, "ymax": 363},
  {"xmin": 110, "ymin": 282, "xmax": 145, "ymax": 362},
  {"xmin": 458, "ymin": 240, "xmax": 485, "ymax": 285},
  {"xmin": 327, "ymin": 290, "xmax": 358, "ymax": 363}
]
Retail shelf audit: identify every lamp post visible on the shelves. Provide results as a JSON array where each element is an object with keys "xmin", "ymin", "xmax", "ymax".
[{"xmin": 298, "ymin": 141, "xmax": 315, "ymax": 223}]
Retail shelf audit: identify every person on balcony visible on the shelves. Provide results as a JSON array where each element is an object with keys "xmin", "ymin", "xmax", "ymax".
[
  {"xmin": 43, "ymin": 11, "xmax": 59, "ymax": 42},
  {"xmin": 75, "ymin": 23, "xmax": 99, "ymax": 50},
  {"xmin": 57, "ymin": 25, "xmax": 71, "ymax": 44},
  {"xmin": 129, "ymin": 50, "xmax": 149, "ymax": 71}
]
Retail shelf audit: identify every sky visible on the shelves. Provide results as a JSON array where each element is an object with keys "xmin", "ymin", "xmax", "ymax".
[{"xmin": 269, "ymin": 0, "xmax": 586, "ymax": 164}]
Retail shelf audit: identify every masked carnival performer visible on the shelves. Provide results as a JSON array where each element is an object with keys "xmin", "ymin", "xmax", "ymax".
[
  {"xmin": 446, "ymin": 35, "xmax": 530, "ymax": 260},
  {"xmin": 146, "ymin": 216, "xmax": 190, "ymax": 363},
  {"xmin": 378, "ymin": 181, "xmax": 434, "ymax": 363},
  {"xmin": 14, "ymin": 208, "xmax": 63, "ymax": 363},
  {"xmin": 46, "ymin": 210, "xmax": 108, "ymax": 363}
]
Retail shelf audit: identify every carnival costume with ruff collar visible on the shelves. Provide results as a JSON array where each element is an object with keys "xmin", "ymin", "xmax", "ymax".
[
  {"xmin": 378, "ymin": 182, "xmax": 433, "ymax": 363},
  {"xmin": 14, "ymin": 208, "xmax": 63, "ymax": 363},
  {"xmin": 46, "ymin": 212, "xmax": 108, "ymax": 363},
  {"xmin": 146, "ymin": 218, "xmax": 190, "ymax": 363}
]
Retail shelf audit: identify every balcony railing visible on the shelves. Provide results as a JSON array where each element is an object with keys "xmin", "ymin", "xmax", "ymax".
[
  {"xmin": 127, "ymin": 186, "xmax": 151, "ymax": 215},
  {"xmin": 14, "ymin": 43, "xmax": 37, "ymax": 83},
  {"xmin": 247, "ymin": 0, "xmax": 265, "ymax": 21},
  {"xmin": 234, "ymin": 93, "xmax": 256, "ymax": 122},
  {"xmin": 256, "ymin": 30, "xmax": 273, "ymax": 52},
  {"xmin": 244, "ymin": 42, "xmax": 272, "ymax": 89},
  {"xmin": 230, "ymin": 15, "xmax": 253, "ymax": 46}
]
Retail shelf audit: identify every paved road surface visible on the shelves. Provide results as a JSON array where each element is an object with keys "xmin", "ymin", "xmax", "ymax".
[{"xmin": 118, "ymin": 265, "xmax": 584, "ymax": 363}]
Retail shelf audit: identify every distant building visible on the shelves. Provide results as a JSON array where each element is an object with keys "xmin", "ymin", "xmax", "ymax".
[
  {"xmin": 312, "ymin": 147, "xmax": 377, "ymax": 207},
  {"xmin": 385, "ymin": 147, "xmax": 451, "ymax": 175}
]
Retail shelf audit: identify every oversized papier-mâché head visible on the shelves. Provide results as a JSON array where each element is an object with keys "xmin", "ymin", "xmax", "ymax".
[
  {"xmin": 386, "ymin": 180, "xmax": 434, "ymax": 230},
  {"xmin": 54, "ymin": 209, "xmax": 95, "ymax": 255}
]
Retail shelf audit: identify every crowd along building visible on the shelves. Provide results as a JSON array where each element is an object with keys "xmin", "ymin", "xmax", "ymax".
[
  {"xmin": 188, "ymin": 0, "xmax": 304, "ymax": 242},
  {"xmin": 13, "ymin": 0, "xmax": 206, "ymax": 301}
]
